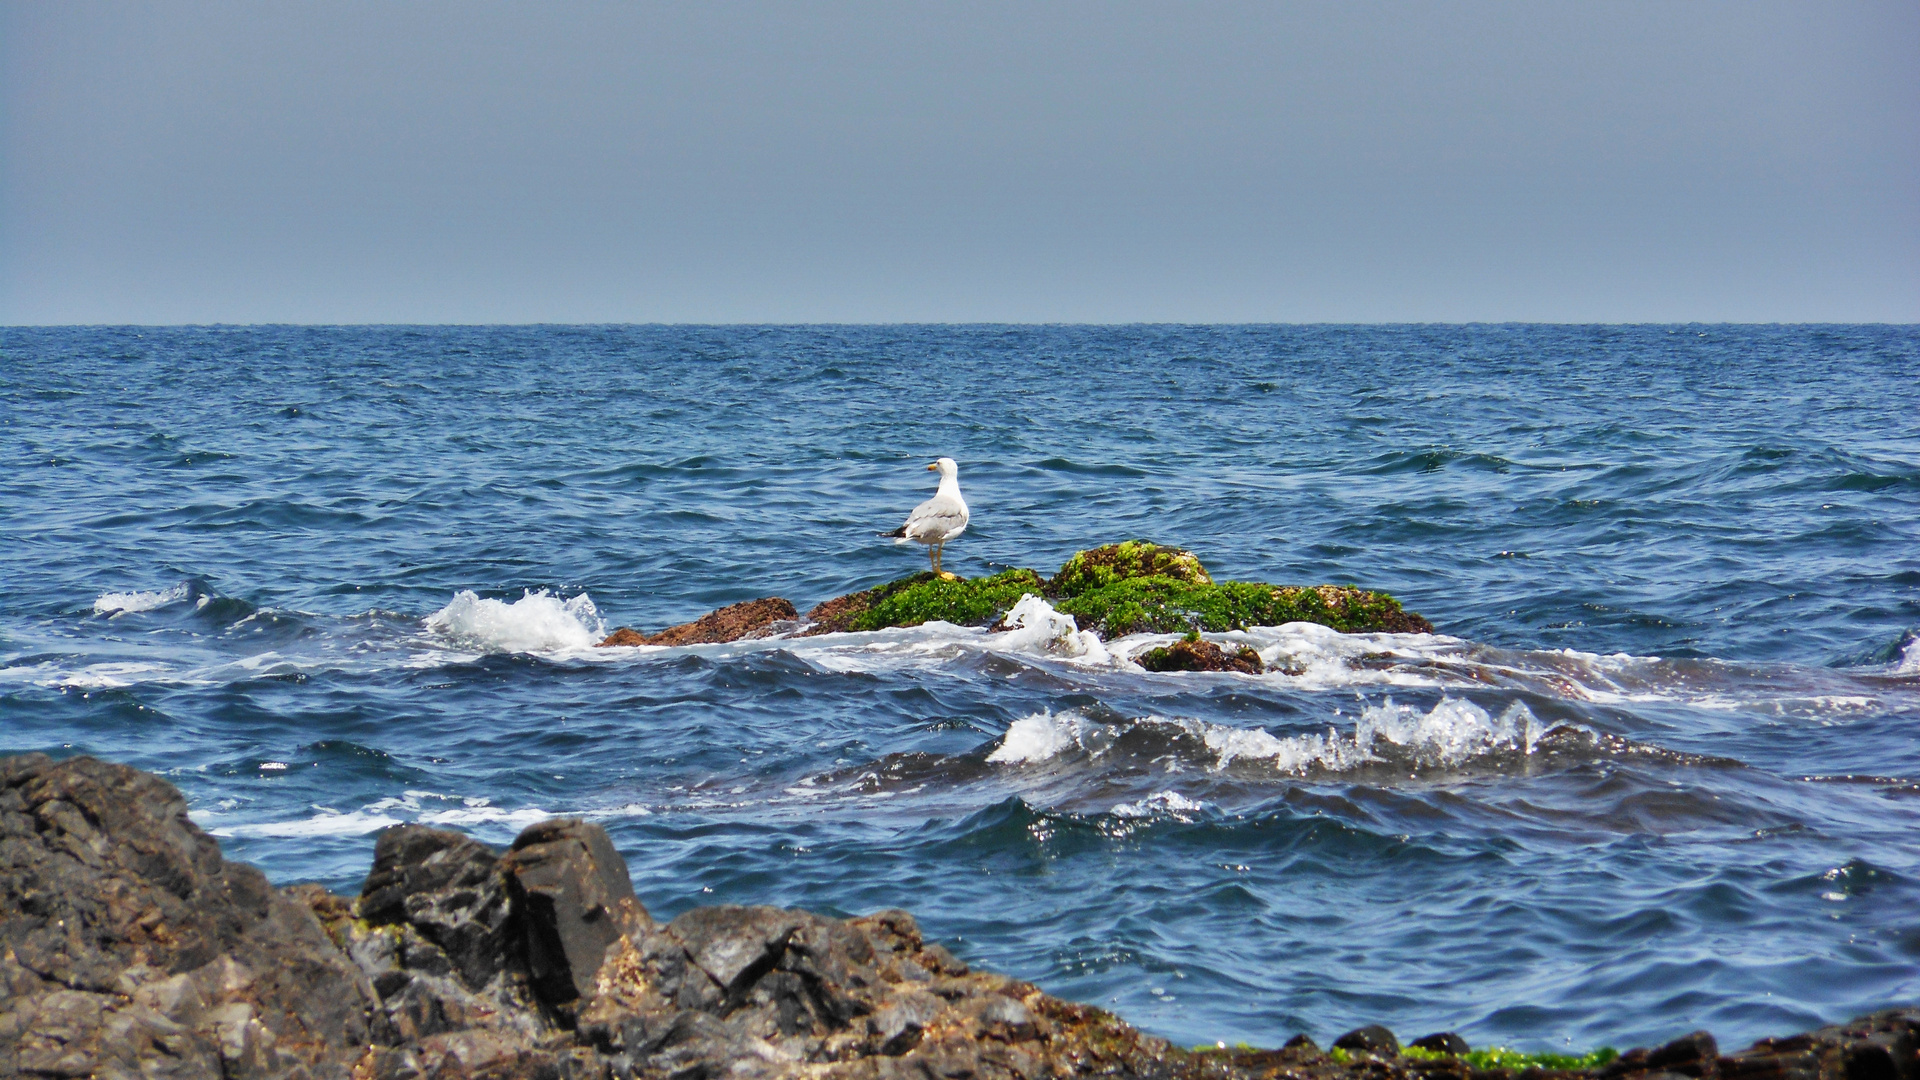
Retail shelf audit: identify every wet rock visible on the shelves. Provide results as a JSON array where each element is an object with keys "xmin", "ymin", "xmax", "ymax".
[
  {"xmin": 1335, "ymin": 1024, "xmax": 1403, "ymax": 1057},
  {"xmin": 1412, "ymin": 1032, "xmax": 1471, "ymax": 1055},
  {"xmin": 1645, "ymin": 1031, "xmax": 1719, "ymax": 1077},
  {"xmin": 598, "ymin": 597, "xmax": 799, "ymax": 647},
  {"xmin": 1135, "ymin": 632, "xmax": 1265, "ymax": 674},
  {"xmin": 502, "ymin": 818, "xmax": 650, "ymax": 1008}
]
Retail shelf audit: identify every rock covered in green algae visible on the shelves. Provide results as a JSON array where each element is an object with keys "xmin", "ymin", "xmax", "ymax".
[
  {"xmin": 1056, "ymin": 577, "xmax": 1434, "ymax": 637},
  {"xmin": 1050, "ymin": 540, "xmax": 1213, "ymax": 594},
  {"xmin": 1137, "ymin": 631, "xmax": 1265, "ymax": 674},
  {"xmin": 802, "ymin": 542, "xmax": 1433, "ymax": 639},
  {"xmin": 801, "ymin": 569, "xmax": 1046, "ymax": 635}
]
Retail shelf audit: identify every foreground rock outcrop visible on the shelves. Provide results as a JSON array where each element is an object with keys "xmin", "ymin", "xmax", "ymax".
[
  {"xmin": 599, "ymin": 542, "xmax": 1433, "ymax": 650},
  {"xmin": 5, "ymin": 753, "xmax": 1913, "ymax": 1080}
]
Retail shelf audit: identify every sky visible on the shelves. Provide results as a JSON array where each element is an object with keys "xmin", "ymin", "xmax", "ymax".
[{"xmin": 2, "ymin": 1, "xmax": 1916, "ymax": 324}]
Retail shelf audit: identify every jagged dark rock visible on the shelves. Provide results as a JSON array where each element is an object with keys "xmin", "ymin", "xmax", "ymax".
[
  {"xmin": 502, "ymin": 819, "xmax": 650, "ymax": 1008},
  {"xmin": 5, "ymin": 752, "xmax": 1916, "ymax": 1080},
  {"xmin": 0, "ymin": 752, "xmax": 381, "ymax": 1078}
]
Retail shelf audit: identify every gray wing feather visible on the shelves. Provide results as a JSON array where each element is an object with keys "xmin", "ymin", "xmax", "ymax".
[{"xmin": 901, "ymin": 495, "xmax": 969, "ymax": 543}]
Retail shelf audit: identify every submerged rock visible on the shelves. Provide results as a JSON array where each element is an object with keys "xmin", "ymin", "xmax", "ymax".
[
  {"xmin": 1135, "ymin": 632, "xmax": 1265, "ymax": 674},
  {"xmin": 599, "ymin": 597, "xmax": 799, "ymax": 647},
  {"xmin": 11, "ymin": 751, "xmax": 1908, "ymax": 1080}
]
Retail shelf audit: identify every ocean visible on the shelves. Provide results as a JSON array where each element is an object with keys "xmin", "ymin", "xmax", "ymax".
[{"xmin": 2, "ymin": 323, "xmax": 1916, "ymax": 1053}]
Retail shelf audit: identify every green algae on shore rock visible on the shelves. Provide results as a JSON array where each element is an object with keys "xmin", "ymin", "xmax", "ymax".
[
  {"xmin": 1050, "ymin": 540, "xmax": 1214, "ymax": 595},
  {"xmin": 800, "ymin": 542, "xmax": 1432, "ymax": 639},
  {"xmin": 1057, "ymin": 577, "xmax": 1433, "ymax": 637},
  {"xmin": 802, "ymin": 569, "xmax": 1047, "ymax": 634}
]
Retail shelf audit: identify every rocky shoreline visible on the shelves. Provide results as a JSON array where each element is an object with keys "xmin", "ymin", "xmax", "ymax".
[
  {"xmin": 4, "ymin": 753, "xmax": 1914, "ymax": 1080},
  {"xmin": 595, "ymin": 542, "xmax": 1435, "ymax": 671}
]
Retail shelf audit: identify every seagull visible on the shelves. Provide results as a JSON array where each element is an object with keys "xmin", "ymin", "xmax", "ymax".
[{"xmin": 883, "ymin": 457, "xmax": 969, "ymax": 575}]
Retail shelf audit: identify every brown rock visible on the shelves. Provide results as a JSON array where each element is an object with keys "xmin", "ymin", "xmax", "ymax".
[
  {"xmin": 1376, "ymin": 607, "xmax": 1437, "ymax": 634},
  {"xmin": 801, "ymin": 590, "xmax": 873, "ymax": 636},
  {"xmin": 1135, "ymin": 633, "xmax": 1265, "ymax": 674},
  {"xmin": 597, "ymin": 597, "xmax": 801, "ymax": 647}
]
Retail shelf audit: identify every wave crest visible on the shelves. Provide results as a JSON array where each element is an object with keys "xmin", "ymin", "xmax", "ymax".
[
  {"xmin": 94, "ymin": 582, "xmax": 196, "ymax": 615},
  {"xmin": 990, "ymin": 697, "xmax": 1543, "ymax": 776},
  {"xmin": 424, "ymin": 589, "xmax": 604, "ymax": 652}
]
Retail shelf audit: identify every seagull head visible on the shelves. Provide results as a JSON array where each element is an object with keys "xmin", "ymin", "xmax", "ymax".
[{"xmin": 928, "ymin": 457, "xmax": 958, "ymax": 479}]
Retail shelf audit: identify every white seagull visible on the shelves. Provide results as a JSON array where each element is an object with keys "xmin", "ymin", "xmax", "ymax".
[{"xmin": 884, "ymin": 457, "xmax": 969, "ymax": 575}]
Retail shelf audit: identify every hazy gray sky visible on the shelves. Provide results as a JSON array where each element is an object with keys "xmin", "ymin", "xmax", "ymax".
[{"xmin": 3, "ymin": 1, "xmax": 1916, "ymax": 324}]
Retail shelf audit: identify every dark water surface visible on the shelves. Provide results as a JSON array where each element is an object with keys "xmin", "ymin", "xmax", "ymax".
[{"xmin": 3, "ymin": 325, "xmax": 1918, "ymax": 1053}]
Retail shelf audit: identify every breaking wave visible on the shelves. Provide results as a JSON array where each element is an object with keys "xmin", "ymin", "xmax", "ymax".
[
  {"xmin": 93, "ymin": 582, "xmax": 198, "ymax": 615},
  {"xmin": 423, "ymin": 589, "xmax": 604, "ymax": 653},
  {"xmin": 988, "ymin": 697, "xmax": 1544, "ymax": 775}
]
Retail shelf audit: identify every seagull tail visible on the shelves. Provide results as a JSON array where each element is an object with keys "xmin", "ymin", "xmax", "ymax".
[{"xmin": 879, "ymin": 526, "xmax": 909, "ymax": 542}]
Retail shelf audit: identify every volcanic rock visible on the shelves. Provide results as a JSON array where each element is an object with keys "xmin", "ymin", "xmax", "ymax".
[
  {"xmin": 7, "ymin": 751, "xmax": 1918, "ymax": 1080},
  {"xmin": 0, "ymin": 753, "xmax": 382, "ymax": 1078}
]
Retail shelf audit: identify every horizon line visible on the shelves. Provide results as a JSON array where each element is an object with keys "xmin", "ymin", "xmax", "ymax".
[{"xmin": 7, "ymin": 320, "xmax": 1919, "ymax": 330}]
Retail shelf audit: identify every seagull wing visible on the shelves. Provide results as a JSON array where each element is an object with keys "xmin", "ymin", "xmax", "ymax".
[{"xmin": 899, "ymin": 492, "xmax": 969, "ymax": 544}]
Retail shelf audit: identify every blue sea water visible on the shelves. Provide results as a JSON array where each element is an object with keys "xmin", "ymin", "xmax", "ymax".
[{"xmin": 3, "ymin": 324, "xmax": 1919, "ymax": 1054}]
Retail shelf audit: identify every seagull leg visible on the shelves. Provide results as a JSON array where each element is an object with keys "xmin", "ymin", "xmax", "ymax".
[{"xmin": 930, "ymin": 543, "xmax": 942, "ymax": 575}]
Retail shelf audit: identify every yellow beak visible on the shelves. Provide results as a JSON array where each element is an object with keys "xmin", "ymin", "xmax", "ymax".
[{"xmin": 926, "ymin": 463, "xmax": 937, "ymax": 471}]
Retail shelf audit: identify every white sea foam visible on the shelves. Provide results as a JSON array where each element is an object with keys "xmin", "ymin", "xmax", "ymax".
[
  {"xmin": 987, "ymin": 710, "xmax": 1089, "ymax": 763},
  {"xmin": 424, "ymin": 589, "xmax": 603, "ymax": 652},
  {"xmin": 94, "ymin": 583, "xmax": 192, "ymax": 615},
  {"xmin": 1, "ymin": 660, "xmax": 188, "ymax": 690},
  {"xmin": 1111, "ymin": 791, "xmax": 1208, "ymax": 818},
  {"xmin": 202, "ymin": 809, "xmax": 403, "ymax": 838},
  {"xmin": 201, "ymin": 789, "xmax": 557, "ymax": 838},
  {"xmin": 988, "ymin": 697, "xmax": 1541, "ymax": 775},
  {"xmin": 997, "ymin": 594, "xmax": 1111, "ymax": 663},
  {"xmin": 1895, "ymin": 636, "xmax": 1920, "ymax": 676}
]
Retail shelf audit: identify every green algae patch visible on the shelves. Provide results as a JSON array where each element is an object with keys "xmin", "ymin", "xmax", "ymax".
[
  {"xmin": 1050, "ymin": 540, "xmax": 1213, "ymax": 596},
  {"xmin": 800, "ymin": 542, "xmax": 1433, "ymax": 637},
  {"xmin": 846, "ymin": 568, "xmax": 1047, "ymax": 632},
  {"xmin": 1399, "ymin": 1044, "xmax": 1620, "ymax": 1070},
  {"xmin": 1462, "ymin": 1046, "xmax": 1620, "ymax": 1071},
  {"xmin": 1054, "ymin": 577, "xmax": 1432, "ymax": 637}
]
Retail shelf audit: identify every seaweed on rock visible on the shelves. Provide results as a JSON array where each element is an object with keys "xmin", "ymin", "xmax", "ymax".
[
  {"xmin": 850, "ymin": 568, "xmax": 1047, "ymax": 632},
  {"xmin": 1049, "ymin": 540, "xmax": 1213, "ymax": 595},
  {"xmin": 796, "ymin": 541, "xmax": 1432, "ymax": 640},
  {"xmin": 1057, "ymin": 578, "xmax": 1432, "ymax": 637}
]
